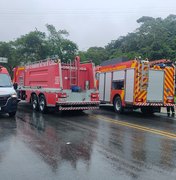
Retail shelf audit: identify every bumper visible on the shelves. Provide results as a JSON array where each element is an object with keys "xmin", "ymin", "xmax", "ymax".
[
  {"xmin": 135, "ymin": 103, "xmax": 175, "ymax": 106},
  {"xmin": 0, "ymin": 97, "xmax": 18, "ymax": 114},
  {"xmin": 57, "ymin": 101, "xmax": 100, "ymax": 111}
]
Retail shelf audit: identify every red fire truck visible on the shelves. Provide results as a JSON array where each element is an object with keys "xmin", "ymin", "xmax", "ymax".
[
  {"xmin": 96, "ymin": 58, "xmax": 175, "ymax": 114},
  {"xmin": 13, "ymin": 56, "xmax": 99, "ymax": 113}
]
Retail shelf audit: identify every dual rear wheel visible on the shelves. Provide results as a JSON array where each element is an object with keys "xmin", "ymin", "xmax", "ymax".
[{"xmin": 31, "ymin": 94, "xmax": 47, "ymax": 113}]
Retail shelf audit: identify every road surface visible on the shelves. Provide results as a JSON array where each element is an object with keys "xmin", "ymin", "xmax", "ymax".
[{"xmin": 0, "ymin": 103, "xmax": 176, "ymax": 180}]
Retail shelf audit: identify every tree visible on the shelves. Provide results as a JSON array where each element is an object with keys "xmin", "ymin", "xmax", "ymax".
[
  {"xmin": 0, "ymin": 42, "xmax": 17, "ymax": 75},
  {"xmin": 105, "ymin": 14, "xmax": 176, "ymax": 61},
  {"xmin": 78, "ymin": 47, "xmax": 109, "ymax": 65},
  {"xmin": 0, "ymin": 25, "xmax": 79, "ymax": 75},
  {"xmin": 46, "ymin": 24, "xmax": 78, "ymax": 62},
  {"xmin": 14, "ymin": 30, "xmax": 48, "ymax": 63}
]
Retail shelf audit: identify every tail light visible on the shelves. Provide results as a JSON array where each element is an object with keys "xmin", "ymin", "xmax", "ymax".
[
  {"xmin": 135, "ymin": 98, "xmax": 143, "ymax": 102},
  {"xmin": 167, "ymin": 99, "xmax": 174, "ymax": 103},
  {"xmin": 167, "ymin": 96, "xmax": 174, "ymax": 103},
  {"xmin": 58, "ymin": 93, "xmax": 67, "ymax": 98},
  {"xmin": 91, "ymin": 93, "xmax": 99, "ymax": 98}
]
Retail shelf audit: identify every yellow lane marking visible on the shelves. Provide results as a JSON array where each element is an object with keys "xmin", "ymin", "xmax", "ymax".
[{"xmin": 90, "ymin": 115, "xmax": 176, "ymax": 139}]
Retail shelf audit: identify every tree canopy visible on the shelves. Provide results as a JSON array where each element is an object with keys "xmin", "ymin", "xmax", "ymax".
[
  {"xmin": 105, "ymin": 14, "xmax": 176, "ymax": 61},
  {"xmin": 0, "ymin": 24, "xmax": 78, "ymax": 73},
  {"xmin": 1, "ymin": 14, "xmax": 176, "ymax": 73}
]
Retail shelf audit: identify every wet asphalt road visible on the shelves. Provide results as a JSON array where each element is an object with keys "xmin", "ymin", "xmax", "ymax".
[{"xmin": 0, "ymin": 103, "xmax": 176, "ymax": 180}]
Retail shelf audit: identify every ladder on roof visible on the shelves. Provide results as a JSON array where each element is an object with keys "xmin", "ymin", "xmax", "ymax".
[
  {"xmin": 69, "ymin": 57, "xmax": 80, "ymax": 87},
  {"xmin": 70, "ymin": 60, "xmax": 77, "ymax": 86}
]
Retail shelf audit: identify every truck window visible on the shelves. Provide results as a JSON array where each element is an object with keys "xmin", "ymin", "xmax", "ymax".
[
  {"xmin": 112, "ymin": 80, "xmax": 124, "ymax": 90},
  {"xmin": 0, "ymin": 74, "xmax": 12, "ymax": 87}
]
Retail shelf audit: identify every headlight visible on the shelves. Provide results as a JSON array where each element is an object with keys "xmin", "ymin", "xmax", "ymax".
[{"xmin": 11, "ymin": 93, "xmax": 17, "ymax": 98}]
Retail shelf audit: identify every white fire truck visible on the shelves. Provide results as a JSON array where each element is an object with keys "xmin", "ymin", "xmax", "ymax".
[
  {"xmin": 96, "ymin": 58, "xmax": 175, "ymax": 114},
  {"xmin": 13, "ymin": 56, "xmax": 99, "ymax": 113}
]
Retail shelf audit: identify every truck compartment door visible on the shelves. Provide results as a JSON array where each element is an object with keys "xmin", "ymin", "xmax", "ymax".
[
  {"xmin": 104, "ymin": 72, "xmax": 112, "ymax": 102},
  {"xmin": 99, "ymin": 72, "xmax": 112, "ymax": 102},
  {"xmin": 99, "ymin": 73, "xmax": 105, "ymax": 101},
  {"xmin": 147, "ymin": 70, "xmax": 164, "ymax": 102},
  {"xmin": 125, "ymin": 69, "xmax": 135, "ymax": 102}
]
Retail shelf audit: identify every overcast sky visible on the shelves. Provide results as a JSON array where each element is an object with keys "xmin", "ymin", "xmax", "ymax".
[{"xmin": 0, "ymin": 0, "xmax": 176, "ymax": 50}]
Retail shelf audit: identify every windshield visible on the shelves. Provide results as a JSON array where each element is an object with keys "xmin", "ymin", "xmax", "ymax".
[{"xmin": 0, "ymin": 74, "xmax": 12, "ymax": 87}]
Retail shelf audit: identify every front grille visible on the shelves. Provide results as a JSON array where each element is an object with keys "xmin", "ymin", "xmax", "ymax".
[{"xmin": 0, "ymin": 95, "xmax": 10, "ymax": 106}]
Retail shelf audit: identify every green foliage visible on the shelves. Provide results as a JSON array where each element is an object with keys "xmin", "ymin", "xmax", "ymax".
[
  {"xmin": 14, "ymin": 31, "xmax": 48, "ymax": 63},
  {"xmin": 0, "ymin": 42, "xmax": 18, "ymax": 76},
  {"xmin": 78, "ymin": 47, "xmax": 109, "ymax": 65},
  {"xmin": 46, "ymin": 24, "xmax": 78, "ymax": 62},
  {"xmin": 0, "ymin": 24, "xmax": 78, "ymax": 74},
  {"xmin": 106, "ymin": 14, "xmax": 176, "ymax": 61},
  {"xmin": 1, "ymin": 14, "xmax": 176, "ymax": 75}
]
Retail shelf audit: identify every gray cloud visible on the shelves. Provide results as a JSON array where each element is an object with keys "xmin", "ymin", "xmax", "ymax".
[{"xmin": 0, "ymin": 0, "xmax": 176, "ymax": 50}]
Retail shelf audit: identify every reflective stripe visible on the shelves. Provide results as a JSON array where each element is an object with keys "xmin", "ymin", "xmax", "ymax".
[
  {"xmin": 135, "ymin": 103, "xmax": 175, "ymax": 106},
  {"xmin": 164, "ymin": 67, "xmax": 174, "ymax": 104},
  {"xmin": 59, "ymin": 107, "xmax": 99, "ymax": 110}
]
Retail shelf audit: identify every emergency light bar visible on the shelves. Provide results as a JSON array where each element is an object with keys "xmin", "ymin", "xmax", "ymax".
[{"xmin": 0, "ymin": 57, "xmax": 8, "ymax": 63}]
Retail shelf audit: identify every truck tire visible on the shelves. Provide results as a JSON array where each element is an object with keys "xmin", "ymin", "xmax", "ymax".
[
  {"xmin": 39, "ymin": 95, "xmax": 47, "ymax": 113},
  {"xmin": 113, "ymin": 96, "xmax": 124, "ymax": 113},
  {"xmin": 31, "ymin": 94, "xmax": 39, "ymax": 111},
  {"xmin": 9, "ymin": 111, "xmax": 16, "ymax": 117}
]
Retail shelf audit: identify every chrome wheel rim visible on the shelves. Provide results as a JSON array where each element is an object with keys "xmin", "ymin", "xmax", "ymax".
[
  {"xmin": 32, "ymin": 98, "xmax": 38, "ymax": 109},
  {"xmin": 39, "ymin": 99, "xmax": 45, "ymax": 111},
  {"xmin": 115, "ymin": 100, "xmax": 121, "ymax": 111}
]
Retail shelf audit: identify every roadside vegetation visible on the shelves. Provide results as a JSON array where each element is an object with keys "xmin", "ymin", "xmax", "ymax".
[{"xmin": 1, "ymin": 14, "xmax": 176, "ymax": 74}]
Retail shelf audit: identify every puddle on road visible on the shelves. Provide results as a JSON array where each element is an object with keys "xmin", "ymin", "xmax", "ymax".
[{"xmin": 0, "ymin": 110, "xmax": 176, "ymax": 180}]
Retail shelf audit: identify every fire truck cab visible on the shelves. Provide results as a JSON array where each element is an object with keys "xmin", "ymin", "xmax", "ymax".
[
  {"xmin": 96, "ymin": 58, "xmax": 175, "ymax": 114},
  {"xmin": 0, "ymin": 59, "xmax": 18, "ymax": 117}
]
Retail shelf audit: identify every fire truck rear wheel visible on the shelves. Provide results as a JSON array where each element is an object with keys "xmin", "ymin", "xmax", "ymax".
[
  {"xmin": 39, "ymin": 95, "xmax": 47, "ymax": 113},
  {"xmin": 31, "ymin": 94, "xmax": 39, "ymax": 111},
  {"xmin": 113, "ymin": 96, "xmax": 124, "ymax": 113}
]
